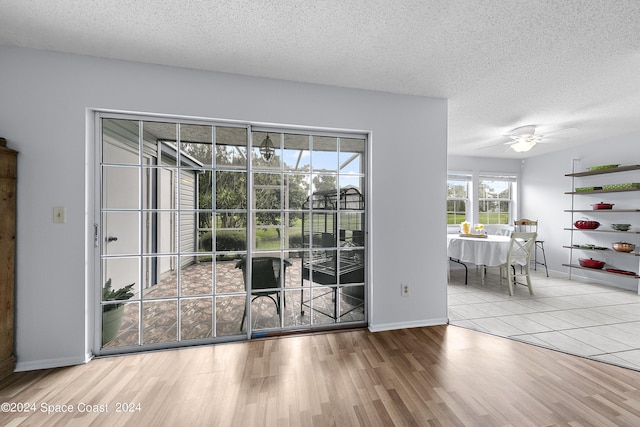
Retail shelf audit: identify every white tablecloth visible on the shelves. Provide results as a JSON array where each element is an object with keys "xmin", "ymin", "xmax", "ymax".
[{"xmin": 447, "ymin": 234, "xmax": 511, "ymax": 267}]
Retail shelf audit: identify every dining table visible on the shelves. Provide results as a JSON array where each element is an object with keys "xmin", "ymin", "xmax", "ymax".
[{"xmin": 447, "ymin": 234, "xmax": 512, "ymax": 284}]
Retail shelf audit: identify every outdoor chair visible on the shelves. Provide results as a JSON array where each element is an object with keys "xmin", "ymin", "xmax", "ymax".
[{"xmin": 236, "ymin": 256, "xmax": 291, "ymax": 330}]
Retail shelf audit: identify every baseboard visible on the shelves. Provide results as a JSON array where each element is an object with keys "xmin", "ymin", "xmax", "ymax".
[
  {"xmin": 368, "ymin": 317, "xmax": 448, "ymax": 333},
  {"xmin": 15, "ymin": 355, "xmax": 88, "ymax": 372}
]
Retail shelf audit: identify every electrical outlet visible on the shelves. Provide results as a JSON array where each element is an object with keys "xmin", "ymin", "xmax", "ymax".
[{"xmin": 401, "ymin": 283, "xmax": 409, "ymax": 297}]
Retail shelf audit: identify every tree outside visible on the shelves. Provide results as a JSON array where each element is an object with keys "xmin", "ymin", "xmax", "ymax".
[{"xmin": 180, "ymin": 142, "xmax": 313, "ymax": 251}]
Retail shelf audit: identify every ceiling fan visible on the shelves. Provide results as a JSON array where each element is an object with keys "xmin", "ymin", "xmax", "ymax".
[{"xmin": 502, "ymin": 125, "xmax": 577, "ymax": 152}]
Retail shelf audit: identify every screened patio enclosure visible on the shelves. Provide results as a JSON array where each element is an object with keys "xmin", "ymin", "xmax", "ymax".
[{"xmin": 98, "ymin": 114, "xmax": 367, "ymax": 353}]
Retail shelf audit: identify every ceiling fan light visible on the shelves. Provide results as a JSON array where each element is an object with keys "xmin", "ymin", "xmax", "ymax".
[{"xmin": 511, "ymin": 139, "xmax": 536, "ymax": 152}]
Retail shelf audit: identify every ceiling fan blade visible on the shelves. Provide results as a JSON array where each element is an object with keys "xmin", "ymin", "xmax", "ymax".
[
  {"xmin": 506, "ymin": 125, "xmax": 537, "ymax": 137},
  {"xmin": 536, "ymin": 138, "xmax": 569, "ymax": 143},
  {"xmin": 541, "ymin": 127, "xmax": 577, "ymax": 136},
  {"xmin": 476, "ymin": 144, "xmax": 513, "ymax": 152}
]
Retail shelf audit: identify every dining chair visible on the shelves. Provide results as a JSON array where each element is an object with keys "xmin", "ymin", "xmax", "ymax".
[
  {"xmin": 500, "ymin": 232, "xmax": 537, "ymax": 295},
  {"xmin": 236, "ymin": 256, "xmax": 291, "ymax": 330},
  {"xmin": 483, "ymin": 224, "xmax": 514, "ymax": 236},
  {"xmin": 513, "ymin": 219, "xmax": 548, "ymax": 276}
]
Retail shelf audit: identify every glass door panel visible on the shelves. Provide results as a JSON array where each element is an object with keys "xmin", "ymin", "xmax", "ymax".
[
  {"xmin": 215, "ymin": 295, "xmax": 245, "ymax": 337},
  {"xmin": 143, "ymin": 122, "xmax": 178, "ymax": 166},
  {"xmin": 102, "ymin": 166, "xmax": 140, "ymax": 209},
  {"xmin": 215, "ymin": 213, "xmax": 247, "ymax": 251},
  {"xmin": 100, "ymin": 118, "xmax": 248, "ymax": 351},
  {"xmin": 102, "ymin": 119, "xmax": 140, "ymax": 164},
  {"xmin": 339, "ymin": 137, "xmax": 364, "ymax": 174},
  {"xmin": 216, "ymin": 171, "xmax": 246, "ymax": 209},
  {"xmin": 142, "ymin": 255, "xmax": 178, "ymax": 298},
  {"xmin": 142, "ymin": 299, "xmax": 178, "ymax": 344},
  {"xmin": 181, "ymin": 297, "xmax": 213, "ymax": 340},
  {"xmin": 180, "ymin": 256, "xmax": 213, "ymax": 296},
  {"xmin": 102, "ymin": 301, "xmax": 139, "ymax": 348},
  {"xmin": 284, "ymin": 134, "xmax": 310, "ymax": 171},
  {"xmin": 252, "ymin": 131, "xmax": 282, "ymax": 170},
  {"xmin": 179, "ymin": 124, "xmax": 214, "ymax": 166},
  {"xmin": 254, "ymin": 173, "xmax": 282, "ymax": 209},
  {"xmin": 312, "ymin": 136, "xmax": 338, "ymax": 172},
  {"xmin": 216, "ymin": 126, "xmax": 247, "ymax": 168},
  {"xmin": 102, "ymin": 257, "xmax": 140, "ymax": 312}
]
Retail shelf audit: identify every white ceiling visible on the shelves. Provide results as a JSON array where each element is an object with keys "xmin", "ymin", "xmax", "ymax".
[{"xmin": 2, "ymin": 0, "xmax": 640, "ymax": 158}]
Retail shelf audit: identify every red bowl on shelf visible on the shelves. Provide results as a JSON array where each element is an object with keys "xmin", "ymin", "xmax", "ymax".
[
  {"xmin": 591, "ymin": 202, "xmax": 614, "ymax": 210},
  {"xmin": 605, "ymin": 268, "xmax": 637, "ymax": 276},
  {"xmin": 579, "ymin": 258, "xmax": 605, "ymax": 269},
  {"xmin": 575, "ymin": 220, "xmax": 600, "ymax": 229}
]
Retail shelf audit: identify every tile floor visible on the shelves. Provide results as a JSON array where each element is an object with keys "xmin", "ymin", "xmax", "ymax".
[
  {"xmin": 448, "ymin": 262, "xmax": 640, "ymax": 372},
  {"xmin": 103, "ymin": 258, "xmax": 365, "ymax": 349}
]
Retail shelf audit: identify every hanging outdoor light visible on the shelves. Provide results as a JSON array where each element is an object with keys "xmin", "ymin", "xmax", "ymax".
[{"xmin": 259, "ymin": 133, "xmax": 275, "ymax": 161}]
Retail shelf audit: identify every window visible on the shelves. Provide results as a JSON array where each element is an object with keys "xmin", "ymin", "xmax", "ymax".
[
  {"xmin": 447, "ymin": 174, "xmax": 471, "ymax": 224},
  {"xmin": 478, "ymin": 174, "xmax": 516, "ymax": 224}
]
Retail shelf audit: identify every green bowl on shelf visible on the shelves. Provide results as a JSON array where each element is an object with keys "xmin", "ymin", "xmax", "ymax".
[
  {"xmin": 611, "ymin": 223, "xmax": 631, "ymax": 231},
  {"xmin": 602, "ymin": 183, "xmax": 640, "ymax": 190},
  {"xmin": 575, "ymin": 186, "xmax": 602, "ymax": 192},
  {"xmin": 587, "ymin": 164, "xmax": 619, "ymax": 171}
]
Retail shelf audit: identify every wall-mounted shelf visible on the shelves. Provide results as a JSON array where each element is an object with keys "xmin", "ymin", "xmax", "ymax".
[
  {"xmin": 565, "ymin": 165, "xmax": 640, "ymax": 177},
  {"xmin": 565, "ymin": 209, "xmax": 640, "ymax": 213},
  {"xmin": 565, "ymin": 188, "xmax": 640, "ymax": 195},
  {"xmin": 564, "ymin": 228, "xmax": 640, "ymax": 234},
  {"xmin": 562, "ymin": 246, "xmax": 640, "ymax": 257},
  {"xmin": 561, "ymin": 263, "xmax": 640, "ymax": 279}
]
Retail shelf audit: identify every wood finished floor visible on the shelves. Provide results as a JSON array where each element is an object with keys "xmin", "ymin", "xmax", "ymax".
[{"xmin": 1, "ymin": 325, "xmax": 640, "ymax": 426}]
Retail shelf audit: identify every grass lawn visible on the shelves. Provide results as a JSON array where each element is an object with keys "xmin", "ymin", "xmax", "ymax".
[{"xmin": 447, "ymin": 212, "xmax": 509, "ymax": 225}]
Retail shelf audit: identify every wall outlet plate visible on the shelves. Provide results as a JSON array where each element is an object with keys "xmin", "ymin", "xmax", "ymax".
[
  {"xmin": 401, "ymin": 283, "xmax": 409, "ymax": 297},
  {"xmin": 53, "ymin": 207, "xmax": 66, "ymax": 224}
]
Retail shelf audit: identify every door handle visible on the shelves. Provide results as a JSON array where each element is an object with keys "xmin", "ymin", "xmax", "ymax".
[{"xmin": 106, "ymin": 236, "xmax": 118, "ymax": 242}]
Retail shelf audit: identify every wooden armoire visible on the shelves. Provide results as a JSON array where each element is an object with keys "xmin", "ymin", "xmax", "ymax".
[{"xmin": 0, "ymin": 137, "xmax": 17, "ymax": 379}]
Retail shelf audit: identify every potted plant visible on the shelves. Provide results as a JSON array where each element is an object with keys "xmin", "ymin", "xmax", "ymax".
[{"xmin": 102, "ymin": 279, "xmax": 135, "ymax": 345}]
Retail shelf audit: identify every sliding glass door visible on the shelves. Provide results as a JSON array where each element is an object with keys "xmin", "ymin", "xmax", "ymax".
[
  {"xmin": 97, "ymin": 113, "xmax": 367, "ymax": 353},
  {"xmin": 250, "ymin": 130, "xmax": 367, "ymax": 330}
]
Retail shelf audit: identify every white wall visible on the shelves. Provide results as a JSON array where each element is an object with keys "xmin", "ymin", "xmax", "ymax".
[
  {"xmin": 521, "ymin": 133, "xmax": 640, "ymax": 292},
  {"xmin": 0, "ymin": 47, "xmax": 448, "ymax": 370}
]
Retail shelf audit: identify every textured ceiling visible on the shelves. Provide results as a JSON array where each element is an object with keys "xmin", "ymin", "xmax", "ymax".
[{"xmin": 1, "ymin": 0, "xmax": 640, "ymax": 158}]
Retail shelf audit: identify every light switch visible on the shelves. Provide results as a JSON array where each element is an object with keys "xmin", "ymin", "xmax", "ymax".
[{"xmin": 53, "ymin": 207, "xmax": 66, "ymax": 224}]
